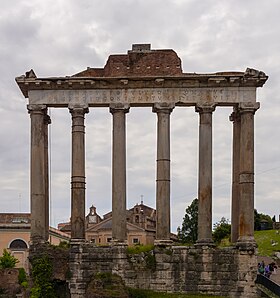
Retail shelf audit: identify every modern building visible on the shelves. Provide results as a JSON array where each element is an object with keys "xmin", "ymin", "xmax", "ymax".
[{"xmin": 0, "ymin": 213, "xmax": 70, "ymax": 272}]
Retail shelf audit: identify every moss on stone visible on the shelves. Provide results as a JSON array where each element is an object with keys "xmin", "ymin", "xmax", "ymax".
[{"xmin": 85, "ymin": 272, "xmax": 129, "ymax": 298}]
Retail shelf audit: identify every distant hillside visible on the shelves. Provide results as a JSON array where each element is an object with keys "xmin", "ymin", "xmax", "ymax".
[{"xmin": 255, "ymin": 230, "xmax": 280, "ymax": 257}]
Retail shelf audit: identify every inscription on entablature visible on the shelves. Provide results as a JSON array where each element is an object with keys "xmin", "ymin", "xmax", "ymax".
[{"xmin": 29, "ymin": 87, "xmax": 256, "ymax": 106}]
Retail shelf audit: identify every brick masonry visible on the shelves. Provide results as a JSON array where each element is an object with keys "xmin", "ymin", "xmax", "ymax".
[{"xmin": 68, "ymin": 243, "xmax": 259, "ymax": 298}]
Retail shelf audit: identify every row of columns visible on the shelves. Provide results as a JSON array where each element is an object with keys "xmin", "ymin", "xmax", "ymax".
[{"xmin": 27, "ymin": 101, "xmax": 259, "ymax": 247}]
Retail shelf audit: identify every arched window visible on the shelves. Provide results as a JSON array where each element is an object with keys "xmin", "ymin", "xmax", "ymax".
[{"xmin": 9, "ymin": 239, "xmax": 28, "ymax": 249}]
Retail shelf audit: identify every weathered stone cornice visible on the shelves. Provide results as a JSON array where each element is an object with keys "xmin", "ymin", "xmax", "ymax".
[{"xmin": 15, "ymin": 68, "xmax": 268, "ymax": 99}]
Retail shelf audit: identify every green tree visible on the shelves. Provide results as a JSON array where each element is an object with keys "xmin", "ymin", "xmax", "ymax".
[
  {"xmin": 212, "ymin": 217, "xmax": 231, "ymax": 244},
  {"xmin": 0, "ymin": 249, "xmax": 19, "ymax": 268},
  {"xmin": 177, "ymin": 198, "xmax": 198, "ymax": 244}
]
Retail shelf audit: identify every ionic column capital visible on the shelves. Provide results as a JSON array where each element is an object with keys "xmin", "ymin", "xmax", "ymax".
[
  {"xmin": 229, "ymin": 109, "xmax": 241, "ymax": 122},
  {"xmin": 152, "ymin": 102, "xmax": 175, "ymax": 114},
  {"xmin": 238, "ymin": 102, "xmax": 260, "ymax": 114},
  {"xmin": 27, "ymin": 104, "xmax": 47, "ymax": 114},
  {"xmin": 68, "ymin": 104, "xmax": 89, "ymax": 115},
  {"xmin": 195, "ymin": 103, "xmax": 216, "ymax": 114},
  {"xmin": 110, "ymin": 103, "xmax": 130, "ymax": 114}
]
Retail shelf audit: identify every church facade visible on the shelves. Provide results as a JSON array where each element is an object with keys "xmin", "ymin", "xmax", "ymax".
[{"xmin": 58, "ymin": 202, "xmax": 158, "ymax": 245}]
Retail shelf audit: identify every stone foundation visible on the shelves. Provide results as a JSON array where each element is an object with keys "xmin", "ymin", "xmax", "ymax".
[
  {"xmin": 0, "ymin": 268, "xmax": 22, "ymax": 297},
  {"xmin": 69, "ymin": 243, "xmax": 258, "ymax": 298}
]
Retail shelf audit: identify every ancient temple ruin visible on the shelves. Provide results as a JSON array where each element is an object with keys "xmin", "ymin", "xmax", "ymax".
[{"xmin": 16, "ymin": 44, "xmax": 268, "ymax": 297}]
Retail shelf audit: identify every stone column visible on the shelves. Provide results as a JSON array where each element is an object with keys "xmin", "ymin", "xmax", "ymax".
[
  {"xmin": 110, "ymin": 103, "xmax": 130, "ymax": 243},
  {"xmin": 69, "ymin": 105, "xmax": 89, "ymax": 240},
  {"xmin": 237, "ymin": 102, "xmax": 259, "ymax": 249},
  {"xmin": 230, "ymin": 109, "xmax": 241, "ymax": 244},
  {"xmin": 195, "ymin": 104, "xmax": 215, "ymax": 246},
  {"xmin": 44, "ymin": 113, "xmax": 51, "ymax": 241},
  {"xmin": 153, "ymin": 103, "xmax": 174, "ymax": 243},
  {"xmin": 28, "ymin": 104, "xmax": 48, "ymax": 243}
]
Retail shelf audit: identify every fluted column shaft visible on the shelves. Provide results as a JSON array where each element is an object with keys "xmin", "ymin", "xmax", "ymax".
[
  {"xmin": 230, "ymin": 109, "xmax": 241, "ymax": 243},
  {"xmin": 237, "ymin": 102, "xmax": 259, "ymax": 248},
  {"xmin": 28, "ymin": 104, "xmax": 48, "ymax": 243},
  {"xmin": 110, "ymin": 103, "xmax": 129, "ymax": 242},
  {"xmin": 69, "ymin": 105, "xmax": 88, "ymax": 240},
  {"xmin": 195, "ymin": 104, "xmax": 215, "ymax": 245},
  {"xmin": 153, "ymin": 103, "xmax": 174, "ymax": 241}
]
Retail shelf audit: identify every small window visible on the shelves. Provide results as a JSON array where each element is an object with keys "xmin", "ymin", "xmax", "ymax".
[
  {"xmin": 99, "ymin": 238, "xmax": 101, "ymax": 243},
  {"xmin": 135, "ymin": 215, "xmax": 139, "ymax": 223},
  {"xmin": 91, "ymin": 238, "xmax": 96, "ymax": 243},
  {"xmin": 133, "ymin": 238, "xmax": 139, "ymax": 244},
  {"xmin": 107, "ymin": 238, "xmax": 112, "ymax": 243},
  {"xmin": 9, "ymin": 239, "xmax": 28, "ymax": 249}
]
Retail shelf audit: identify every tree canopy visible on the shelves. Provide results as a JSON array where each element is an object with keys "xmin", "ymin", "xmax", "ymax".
[
  {"xmin": 212, "ymin": 217, "xmax": 231, "ymax": 244},
  {"xmin": 0, "ymin": 249, "xmax": 19, "ymax": 269},
  {"xmin": 177, "ymin": 202, "xmax": 274, "ymax": 245},
  {"xmin": 177, "ymin": 198, "xmax": 198, "ymax": 244}
]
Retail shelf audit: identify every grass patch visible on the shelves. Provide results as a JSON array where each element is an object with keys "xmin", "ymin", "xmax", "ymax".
[
  {"xmin": 255, "ymin": 229, "xmax": 280, "ymax": 256},
  {"xmin": 216, "ymin": 229, "xmax": 280, "ymax": 256},
  {"xmin": 127, "ymin": 244, "xmax": 154, "ymax": 254},
  {"xmin": 128, "ymin": 288, "xmax": 225, "ymax": 298},
  {"xmin": 217, "ymin": 238, "xmax": 232, "ymax": 247}
]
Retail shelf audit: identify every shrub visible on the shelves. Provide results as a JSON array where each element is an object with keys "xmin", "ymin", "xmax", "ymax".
[
  {"xmin": 127, "ymin": 244, "xmax": 154, "ymax": 254},
  {"xmin": 57, "ymin": 241, "xmax": 70, "ymax": 249},
  {"xmin": 30, "ymin": 255, "xmax": 56, "ymax": 298},
  {"xmin": 0, "ymin": 249, "xmax": 19, "ymax": 268},
  {"xmin": 18, "ymin": 268, "xmax": 27, "ymax": 286}
]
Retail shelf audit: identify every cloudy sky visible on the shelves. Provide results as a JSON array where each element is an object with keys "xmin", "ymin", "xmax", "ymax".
[{"xmin": 0, "ymin": 0, "xmax": 279, "ymax": 232}]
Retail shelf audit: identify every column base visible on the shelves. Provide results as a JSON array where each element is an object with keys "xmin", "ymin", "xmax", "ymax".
[
  {"xmin": 236, "ymin": 236, "xmax": 257, "ymax": 251},
  {"xmin": 30, "ymin": 238, "xmax": 48, "ymax": 246},
  {"xmin": 195, "ymin": 238, "xmax": 215, "ymax": 248},
  {"xmin": 154, "ymin": 239, "xmax": 173, "ymax": 247},
  {"xmin": 70, "ymin": 238, "xmax": 86, "ymax": 245}
]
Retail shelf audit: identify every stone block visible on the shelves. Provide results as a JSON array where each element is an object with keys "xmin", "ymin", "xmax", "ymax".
[{"xmin": 124, "ymin": 271, "xmax": 137, "ymax": 279}]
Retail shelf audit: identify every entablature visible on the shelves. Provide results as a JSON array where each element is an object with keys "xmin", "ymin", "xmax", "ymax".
[
  {"xmin": 16, "ymin": 68, "xmax": 267, "ymax": 100},
  {"xmin": 27, "ymin": 86, "xmax": 256, "ymax": 107},
  {"xmin": 15, "ymin": 45, "xmax": 268, "ymax": 107}
]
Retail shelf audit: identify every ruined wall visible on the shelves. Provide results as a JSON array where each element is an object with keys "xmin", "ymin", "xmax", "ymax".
[
  {"xmin": 0, "ymin": 268, "xmax": 22, "ymax": 297},
  {"xmin": 69, "ymin": 243, "xmax": 258, "ymax": 298}
]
